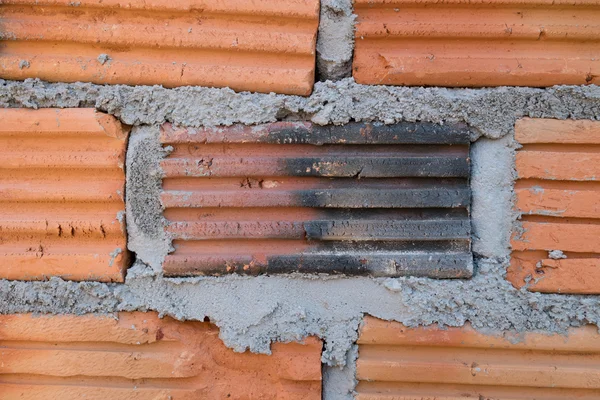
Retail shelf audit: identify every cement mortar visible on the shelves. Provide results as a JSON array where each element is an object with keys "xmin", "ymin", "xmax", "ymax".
[
  {"xmin": 2, "ymin": 79, "xmax": 599, "ymax": 139},
  {"xmin": 125, "ymin": 126, "xmax": 171, "ymax": 271},
  {"xmin": 3, "ymin": 79, "xmax": 600, "ymax": 397},
  {"xmin": 1, "ymin": 136, "xmax": 599, "ymax": 369},
  {"xmin": 3, "ymin": 258, "xmax": 600, "ymax": 365},
  {"xmin": 316, "ymin": 0, "xmax": 355, "ymax": 81}
]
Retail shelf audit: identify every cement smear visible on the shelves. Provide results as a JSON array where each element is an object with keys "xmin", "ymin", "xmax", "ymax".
[
  {"xmin": 2, "ymin": 79, "xmax": 599, "ymax": 139},
  {"xmin": 125, "ymin": 126, "xmax": 171, "ymax": 271},
  {"xmin": 3, "ymin": 79, "xmax": 600, "ymax": 397},
  {"xmin": 1, "ymin": 136, "xmax": 599, "ymax": 367},
  {"xmin": 316, "ymin": 0, "xmax": 355, "ymax": 81}
]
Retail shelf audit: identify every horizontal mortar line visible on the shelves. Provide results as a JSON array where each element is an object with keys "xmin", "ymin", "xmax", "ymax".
[{"xmin": 0, "ymin": 374, "xmax": 200, "ymax": 390}]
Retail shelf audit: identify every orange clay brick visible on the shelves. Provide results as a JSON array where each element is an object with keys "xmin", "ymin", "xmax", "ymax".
[
  {"xmin": 0, "ymin": 312, "xmax": 322, "ymax": 400},
  {"xmin": 511, "ymin": 118, "xmax": 600, "ymax": 294},
  {"xmin": 0, "ymin": 0, "xmax": 319, "ymax": 95},
  {"xmin": 508, "ymin": 252, "xmax": 600, "ymax": 294},
  {"xmin": 515, "ymin": 118, "xmax": 600, "ymax": 144},
  {"xmin": 353, "ymin": 0, "xmax": 600, "ymax": 87},
  {"xmin": 355, "ymin": 316, "xmax": 600, "ymax": 399},
  {"xmin": 0, "ymin": 108, "xmax": 130, "ymax": 282}
]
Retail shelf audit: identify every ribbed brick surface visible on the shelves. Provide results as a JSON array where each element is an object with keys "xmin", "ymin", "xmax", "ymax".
[
  {"xmin": 0, "ymin": 312, "xmax": 322, "ymax": 399},
  {"xmin": 159, "ymin": 121, "xmax": 473, "ymax": 278},
  {"xmin": 509, "ymin": 118, "xmax": 600, "ymax": 294},
  {"xmin": 0, "ymin": 0, "xmax": 319, "ymax": 95},
  {"xmin": 353, "ymin": 0, "xmax": 600, "ymax": 87},
  {"xmin": 0, "ymin": 108, "xmax": 129, "ymax": 282},
  {"xmin": 356, "ymin": 316, "xmax": 600, "ymax": 399}
]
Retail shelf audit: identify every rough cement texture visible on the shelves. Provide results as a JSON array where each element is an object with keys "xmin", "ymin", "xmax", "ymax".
[
  {"xmin": 125, "ymin": 126, "xmax": 171, "ymax": 272},
  {"xmin": 2, "ymin": 79, "xmax": 599, "ymax": 139},
  {"xmin": 4, "ymin": 258, "xmax": 600, "ymax": 365},
  {"xmin": 323, "ymin": 345, "xmax": 357, "ymax": 400},
  {"xmin": 316, "ymin": 0, "xmax": 355, "ymax": 81},
  {"xmin": 4, "ymin": 134, "xmax": 600, "ymax": 370},
  {"xmin": 3, "ymin": 78, "xmax": 600, "ymax": 397},
  {"xmin": 2, "ymin": 136, "xmax": 599, "ymax": 370}
]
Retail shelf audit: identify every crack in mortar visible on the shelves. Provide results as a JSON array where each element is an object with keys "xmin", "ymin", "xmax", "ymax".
[{"xmin": 1, "ymin": 79, "xmax": 599, "ymax": 140}]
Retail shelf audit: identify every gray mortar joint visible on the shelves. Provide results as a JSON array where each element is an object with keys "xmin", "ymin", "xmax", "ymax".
[{"xmin": 2, "ymin": 79, "xmax": 600, "ymax": 398}]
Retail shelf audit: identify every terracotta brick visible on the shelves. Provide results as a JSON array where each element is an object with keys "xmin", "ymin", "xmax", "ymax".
[
  {"xmin": 515, "ymin": 118, "xmax": 600, "ymax": 144},
  {"xmin": 356, "ymin": 316, "xmax": 600, "ymax": 399},
  {"xmin": 159, "ymin": 121, "xmax": 473, "ymax": 278},
  {"xmin": 0, "ymin": 108, "xmax": 129, "ymax": 282},
  {"xmin": 0, "ymin": 312, "xmax": 322, "ymax": 400},
  {"xmin": 353, "ymin": 0, "xmax": 600, "ymax": 87},
  {"xmin": 0, "ymin": 0, "xmax": 319, "ymax": 95},
  {"xmin": 511, "ymin": 118, "xmax": 600, "ymax": 294}
]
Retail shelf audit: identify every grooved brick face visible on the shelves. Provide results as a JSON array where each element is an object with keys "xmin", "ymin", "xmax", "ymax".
[
  {"xmin": 0, "ymin": 0, "xmax": 319, "ymax": 95},
  {"xmin": 355, "ymin": 316, "xmax": 600, "ymax": 399},
  {"xmin": 353, "ymin": 0, "xmax": 600, "ymax": 87},
  {"xmin": 0, "ymin": 312, "xmax": 322, "ymax": 399},
  {"xmin": 509, "ymin": 118, "xmax": 600, "ymax": 294},
  {"xmin": 0, "ymin": 108, "xmax": 130, "ymax": 282},
  {"xmin": 159, "ymin": 121, "xmax": 473, "ymax": 278}
]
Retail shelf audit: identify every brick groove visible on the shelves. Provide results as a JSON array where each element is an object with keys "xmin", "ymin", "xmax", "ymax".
[
  {"xmin": 159, "ymin": 121, "xmax": 473, "ymax": 278},
  {"xmin": 0, "ymin": 108, "xmax": 130, "ymax": 282},
  {"xmin": 355, "ymin": 316, "xmax": 600, "ymax": 399},
  {"xmin": 353, "ymin": 0, "xmax": 600, "ymax": 87},
  {"xmin": 0, "ymin": 312, "xmax": 322, "ymax": 400},
  {"xmin": 509, "ymin": 118, "xmax": 600, "ymax": 294},
  {"xmin": 0, "ymin": 0, "xmax": 319, "ymax": 95}
]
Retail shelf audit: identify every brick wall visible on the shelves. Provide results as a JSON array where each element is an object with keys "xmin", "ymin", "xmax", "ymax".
[
  {"xmin": 0, "ymin": 108, "xmax": 130, "ymax": 282},
  {"xmin": 0, "ymin": 312, "xmax": 322, "ymax": 399},
  {"xmin": 509, "ymin": 118, "xmax": 600, "ymax": 294}
]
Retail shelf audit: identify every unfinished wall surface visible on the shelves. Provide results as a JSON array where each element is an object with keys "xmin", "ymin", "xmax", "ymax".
[
  {"xmin": 2, "ymin": 0, "xmax": 600, "ymax": 397},
  {"xmin": 0, "ymin": 0, "xmax": 320, "ymax": 95},
  {"xmin": 510, "ymin": 118, "xmax": 600, "ymax": 294},
  {"xmin": 1, "ymin": 79, "xmax": 600, "ymax": 399},
  {"xmin": 0, "ymin": 312, "xmax": 322, "ymax": 399},
  {"xmin": 0, "ymin": 108, "xmax": 129, "ymax": 282},
  {"xmin": 353, "ymin": 0, "xmax": 600, "ymax": 87}
]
